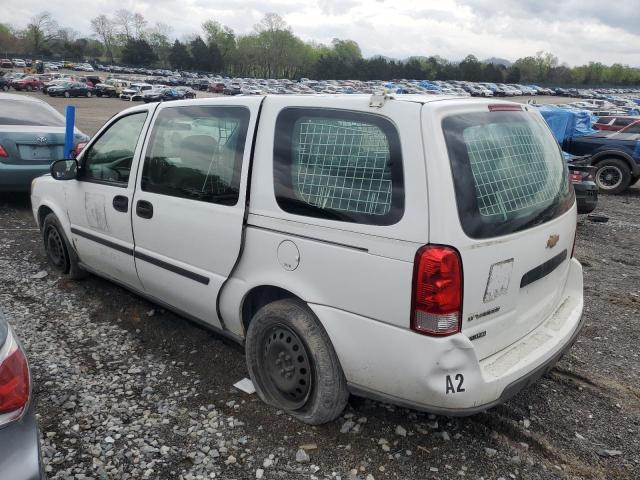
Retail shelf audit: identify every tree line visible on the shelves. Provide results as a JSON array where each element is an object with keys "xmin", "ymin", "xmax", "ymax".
[{"xmin": 1, "ymin": 11, "xmax": 639, "ymax": 86}]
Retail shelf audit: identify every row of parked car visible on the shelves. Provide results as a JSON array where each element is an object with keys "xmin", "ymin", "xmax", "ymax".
[{"xmin": 0, "ymin": 71, "xmax": 198, "ymax": 102}]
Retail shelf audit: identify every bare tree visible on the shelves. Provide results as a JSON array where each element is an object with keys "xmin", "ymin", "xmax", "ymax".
[
  {"xmin": 254, "ymin": 12, "xmax": 288, "ymax": 34},
  {"xmin": 133, "ymin": 13, "xmax": 147, "ymax": 39},
  {"xmin": 90, "ymin": 14, "xmax": 116, "ymax": 63},
  {"xmin": 114, "ymin": 9, "xmax": 134, "ymax": 40},
  {"xmin": 25, "ymin": 11, "xmax": 59, "ymax": 54}
]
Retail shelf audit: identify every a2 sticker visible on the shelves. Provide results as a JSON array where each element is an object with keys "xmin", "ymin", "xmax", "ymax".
[{"xmin": 445, "ymin": 374, "xmax": 465, "ymax": 394}]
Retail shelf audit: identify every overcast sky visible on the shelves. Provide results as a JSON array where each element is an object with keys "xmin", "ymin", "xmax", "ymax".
[{"xmin": 4, "ymin": 0, "xmax": 640, "ymax": 66}]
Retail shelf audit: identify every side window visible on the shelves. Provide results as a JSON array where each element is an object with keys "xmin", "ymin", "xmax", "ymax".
[
  {"xmin": 614, "ymin": 118, "xmax": 633, "ymax": 126},
  {"xmin": 82, "ymin": 112, "xmax": 147, "ymax": 185},
  {"xmin": 623, "ymin": 123, "xmax": 640, "ymax": 134},
  {"xmin": 273, "ymin": 108, "xmax": 404, "ymax": 225},
  {"xmin": 141, "ymin": 106, "xmax": 249, "ymax": 205}
]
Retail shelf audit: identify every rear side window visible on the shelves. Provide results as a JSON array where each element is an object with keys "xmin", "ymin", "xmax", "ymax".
[
  {"xmin": 442, "ymin": 111, "xmax": 573, "ymax": 239},
  {"xmin": 0, "ymin": 99, "xmax": 64, "ymax": 127},
  {"xmin": 141, "ymin": 106, "xmax": 249, "ymax": 205},
  {"xmin": 613, "ymin": 118, "xmax": 634, "ymax": 126},
  {"xmin": 622, "ymin": 123, "xmax": 640, "ymax": 134},
  {"xmin": 274, "ymin": 108, "xmax": 404, "ymax": 225},
  {"xmin": 596, "ymin": 117, "xmax": 612, "ymax": 124}
]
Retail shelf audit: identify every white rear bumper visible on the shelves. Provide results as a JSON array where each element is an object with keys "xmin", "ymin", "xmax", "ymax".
[{"xmin": 311, "ymin": 258, "xmax": 584, "ymax": 414}]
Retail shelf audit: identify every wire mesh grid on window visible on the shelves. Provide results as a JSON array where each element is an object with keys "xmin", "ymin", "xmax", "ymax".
[
  {"xmin": 293, "ymin": 119, "xmax": 392, "ymax": 215},
  {"xmin": 463, "ymin": 123, "xmax": 558, "ymax": 218}
]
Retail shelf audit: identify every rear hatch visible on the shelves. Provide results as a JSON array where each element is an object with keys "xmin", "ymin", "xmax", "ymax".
[{"xmin": 425, "ymin": 102, "xmax": 577, "ymax": 360}]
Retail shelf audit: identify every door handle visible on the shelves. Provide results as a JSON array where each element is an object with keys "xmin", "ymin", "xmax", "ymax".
[
  {"xmin": 112, "ymin": 195, "xmax": 129, "ymax": 212},
  {"xmin": 136, "ymin": 200, "xmax": 153, "ymax": 219}
]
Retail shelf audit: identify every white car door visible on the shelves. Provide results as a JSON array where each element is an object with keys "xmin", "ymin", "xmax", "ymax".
[
  {"xmin": 66, "ymin": 105, "xmax": 156, "ymax": 289},
  {"xmin": 131, "ymin": 97, "xmax": 263, "ymax": 329}
]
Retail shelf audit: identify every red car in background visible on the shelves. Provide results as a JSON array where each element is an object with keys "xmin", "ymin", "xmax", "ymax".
[
  {"xmin": 11, "ymin": 76, "xmax": 44, "ymax": 92},
  {"xmin": 1, "ymin": 59, "xmax": 12, "ymax": 68},
  {"xmin": 208, "ymin": 82, "xmax": 225, "ymax": 93},
  {"xmin": 593, "ymin": 116, "xmax": 640, "ymax": 131}
]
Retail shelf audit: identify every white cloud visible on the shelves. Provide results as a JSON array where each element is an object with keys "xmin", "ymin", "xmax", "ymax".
[{"xmin": 3, "ymin": 0, "xmax": 639, "ymax": 66}]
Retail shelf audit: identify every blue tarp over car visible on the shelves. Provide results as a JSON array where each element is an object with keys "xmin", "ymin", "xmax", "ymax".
[{"xmin": 536, "ymin": 105, "xmax": 597, "ymax": 144}]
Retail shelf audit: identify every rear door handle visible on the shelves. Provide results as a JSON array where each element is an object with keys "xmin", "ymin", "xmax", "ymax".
[
  {"xmin": 136, "ymin": 200, "xmax": 153, "ymax": 219},
  {"xmin": 112, "ymin": 195, "xmax": 129, "ymax": 212}
]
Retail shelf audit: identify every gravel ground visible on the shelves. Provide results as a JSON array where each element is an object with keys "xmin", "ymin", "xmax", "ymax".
[
  {"xmin": 0, "ymin": 93, "xmax": 639, "ymax": 479},
  {"xmin": 1, "ymin": 189, "xmax": 639, "ymax": 480}
]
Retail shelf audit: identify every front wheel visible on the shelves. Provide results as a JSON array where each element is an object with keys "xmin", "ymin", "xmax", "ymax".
[
  {"xmin": 64, "ymin": 91, "xmax": 70, "ymax": 98},
  {"xmin": 86, "ymin": 91, "xmax": 91, "ymax": 98},
  {"xmin": 42, "ymin": 213, "xmax": 87, "ymax": 279},
  {"xmin": 594, "ymin": 158, "xmax": 631, "ymax": 194},
  {"xmin": 245, "ymin": 299, "xmax": 348, "ymax": 425}
]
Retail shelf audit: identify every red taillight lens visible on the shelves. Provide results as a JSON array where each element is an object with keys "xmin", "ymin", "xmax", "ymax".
[
  {"xmin": 411, "ymin": 245, "xmax": 463, "ymax": 336},
  {"xmin": 0, "ymin": 333, "xmax": 30, "ymax": 420},
  {"xmin": 0, "ymin": 145, "xmax": 8, "ymax": 158},
  {"xmin": 569, "ymin": 173, "xmax": 582, "ymax": 183}
]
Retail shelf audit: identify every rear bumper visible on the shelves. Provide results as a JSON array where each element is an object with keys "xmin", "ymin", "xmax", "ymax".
[
  {"xmin": 0, "ymin": 402, "xmax": 45, "ymax": 480},
  {"xmin": 312, "ymin": 258, "xmax": 584, "ymax": 415},
  {"xmin": 0, "ymin": 162, "xmax": 50, "ymax": 192}
]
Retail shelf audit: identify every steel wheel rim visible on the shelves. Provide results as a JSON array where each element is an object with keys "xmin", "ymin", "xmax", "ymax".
[
  {"xmin": 597, "ymin": 166, "xmax": 622, "ymax": 190},
  {"xmin": 46, "ymin": 226, "xmax": 66, "ymax": 269},
  {"xmin": 262, "ymin": 325, "xmax": 312, "ymax": 409}
]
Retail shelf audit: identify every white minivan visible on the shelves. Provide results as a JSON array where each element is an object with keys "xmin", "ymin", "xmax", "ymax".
[{"xmin": 31, "ymin": 94, "xmax": 584, "ymax": 424}]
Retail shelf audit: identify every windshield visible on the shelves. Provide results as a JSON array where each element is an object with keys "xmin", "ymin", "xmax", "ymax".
[
  {"xmin": 0, "ymin": 99, "xmax": 65, "ymax": 127},
  {"xmin": 442, "ymin": 110, "xmax": 574, "ymax": 239}
]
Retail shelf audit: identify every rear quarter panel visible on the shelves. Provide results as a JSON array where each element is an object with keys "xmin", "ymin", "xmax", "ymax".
[{"xmin": 220, "ymin": 96, "xmax": 429, "ymax": 336}]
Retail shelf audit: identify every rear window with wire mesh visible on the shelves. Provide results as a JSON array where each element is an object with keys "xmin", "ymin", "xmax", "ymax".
[
  {"xmin": 442, "ymin": 110, "xmax": 573, "ymax": 239},
  {"xmin": 274, "ymin": 108, "xmax": 404, "ymax": 225}
]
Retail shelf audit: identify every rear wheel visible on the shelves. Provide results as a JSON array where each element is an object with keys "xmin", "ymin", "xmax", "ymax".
[
  {"xmin": 64, "ymin": 91, "xmax": 70, "ymax": 98},
  {"xmin": 594, "ymin": 158, "xmax": 631, "ymax": 194},
  {"xmin": 42, "ymin": 213, "xmax": 87, "ymax": 280},
  {"xmin": 245, "ymin": 299, "xmax": 348, "ymax": 425},
  {"xmin": 86, "ymin": 91, "xmax": 92, "ymax": 98},
  {"xmin": 26, "ymin": 85, "xmax": 32, "ymax": 92}
]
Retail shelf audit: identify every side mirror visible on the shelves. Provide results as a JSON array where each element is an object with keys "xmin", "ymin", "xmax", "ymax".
[{"xmin": 50, "ymin": 159, "xmax": 78, "ymax": 181}]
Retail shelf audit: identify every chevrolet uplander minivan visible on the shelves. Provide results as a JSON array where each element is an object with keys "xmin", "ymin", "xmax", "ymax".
[{"xmin": 31, "ymin": 95, "xmax": 584, "ymax": 424}]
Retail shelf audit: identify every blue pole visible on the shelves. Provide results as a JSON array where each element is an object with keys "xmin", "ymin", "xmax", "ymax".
[{"xmin": 63, "ymin": 105, "xmax": 75, "ymax": 159}]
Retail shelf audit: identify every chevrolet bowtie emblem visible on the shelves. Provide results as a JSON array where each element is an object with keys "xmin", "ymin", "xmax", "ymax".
[{"xmin": 546, "ymin": 234, "xmax": 560, "ymax": 249}]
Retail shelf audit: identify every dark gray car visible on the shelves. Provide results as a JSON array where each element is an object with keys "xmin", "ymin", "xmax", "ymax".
[
  {"xmin": 0, "ymin": 93, "xmax": 89, "ymax": 192},
  {"xmin": 0, "ymin": 310, "xmax": 44, "ymax": 479}
]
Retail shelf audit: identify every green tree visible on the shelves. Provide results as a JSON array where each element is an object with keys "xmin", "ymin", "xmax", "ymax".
[
  {"xmin": 202, "ymin": 20, "xmax": 236, "ymax": 71},
  {"xmin": 121, "ymin": 38, "xmax": 157, "ymax": 66},
  {"xmin": 168, "ymin": 39, "xmax": 191, "ymax": 70}
]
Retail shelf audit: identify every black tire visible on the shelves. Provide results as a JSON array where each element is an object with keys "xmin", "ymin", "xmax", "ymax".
[
  {"xmin": 594, "ymin": 158, "xmax": 631, "ymax": 194},
  {"xmin": 42, "ymin": 213, "xmax": 87, "ymax": 280},
  {"xmin": 96, "ymin": 91, "xmax": 102, "ymax": 97},
  {"xmin": 245, "ymin": 299, "xmax": 349, "ymax": 425}
]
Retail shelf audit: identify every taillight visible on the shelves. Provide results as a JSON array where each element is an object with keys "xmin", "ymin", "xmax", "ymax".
[
  {"xmin": 0, "ymin": 144, "xmax": 8, "ymax": 158},
  {"xmin": 411, "ymin": 245, "xmax": 463, "ymax": 336},
  {"xmin": 0, "ymin": 329, "xmax": 30, "ymax": 424},
  {"xmin": 569, "ymin": 172, "xmax": 582, "ymax": 183}
]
